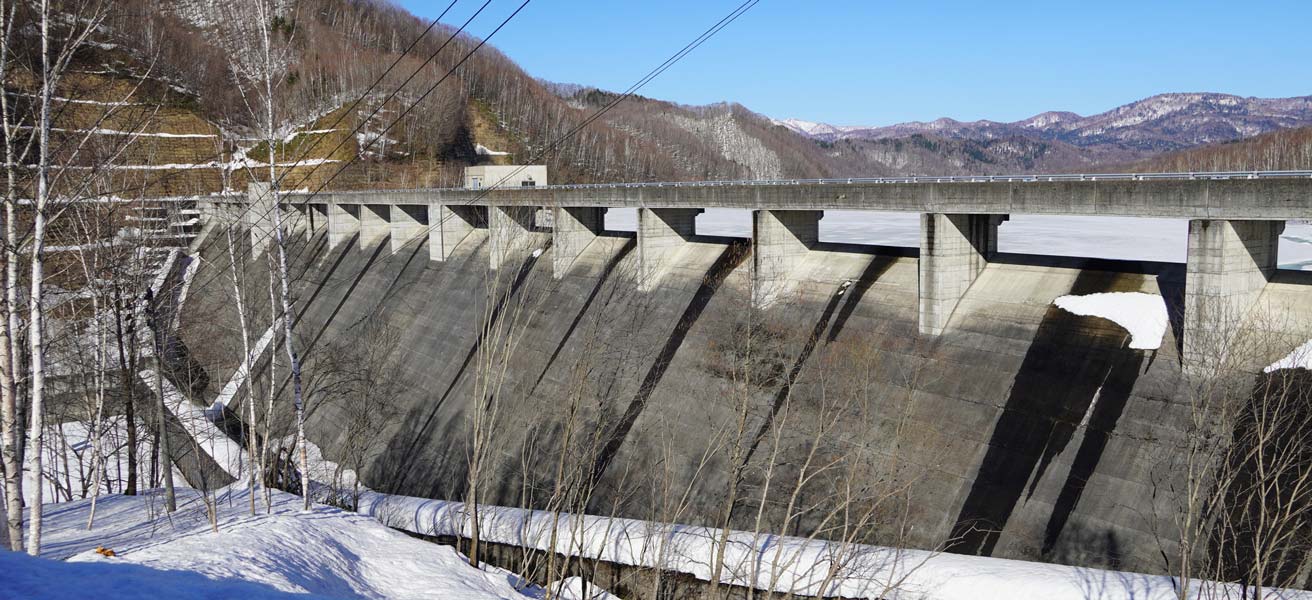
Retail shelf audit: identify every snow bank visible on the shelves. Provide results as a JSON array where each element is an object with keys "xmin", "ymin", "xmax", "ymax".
[
  {"xmin": 0, "ymin": 550, "xmax": 334, "ymax": 600},
  {"xmin": 1265, "ymin": 339, "xmax": 1312, "ymax": 372},
  {"xmin": 28, "ymin": 487, "xmax": 542, "ymax": 600},
  {"xmin": 209, "ymin": 321, "xmax": 280, "ymax": 414},
  {"xmin": 140, "ymin": 369, "xmax": 248, "ymax": 480},
  {"xmin": 357, "ymin": 492, "xmax": 1312, "ymax": 600},
  {"xmin": 1054, "ymin": 292, "xmax": 1168, "ymax": 350},
  {"xmin": 0, "ymin": 418, "xmax": 187, "ymax": 510}
]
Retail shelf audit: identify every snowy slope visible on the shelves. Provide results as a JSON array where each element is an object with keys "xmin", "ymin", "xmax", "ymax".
[
  {"xmin": 26, "ymin": 486, "xmax": 542, "ymax": 600},
  {"xmin": 0, "ymin": 549, "xmax": 336, "ymax": 600}
]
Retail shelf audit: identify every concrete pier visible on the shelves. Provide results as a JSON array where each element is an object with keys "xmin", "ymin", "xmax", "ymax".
[
  {"xmin": 289, "ymin": 204, "xmax": 314, "ymax": 239},
  {"xmin": 637, "ymin": 208, "xmax": 702, "ymax": 291},
  {"xmin": 246, "ymin": 183, "xmax": 275, "ymax": 253},
  {"xmin": 360, "ymin": 204, "xmax": 391, "ymax": 249},
  {"xmin": 552, "ymin": 207, "xmax": 604, "ymax": 278},
  {"xmin": 752, "ymin": 209, "xmax": 822, "ymax": 308},
  {"xmin": 433, "ymin": 205, "xmax": 486, "ymax": 262},
  {"xmin": 390, "ymin": 205, "xmax": 427, "ymax": 255},
  {"xmin": 490, "ymin": 206, "xmax": 537, "ymax": 271},
  {"xmin": 919, "ymin": 213, "xmax": 1007, "ymax": 336},
  {"xmin": 309, "ymin": 204, "xmax": 328, "ymax": 240},
  {"xmin": 327, "ymin": 203, "xmax": 360, "ymax": 248},
  {"xmin": 1183, "ymin": 219, "xmax": 1285, "ymax": 370}
]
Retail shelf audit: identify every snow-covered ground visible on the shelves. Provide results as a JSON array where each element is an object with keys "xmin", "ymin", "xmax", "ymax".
[
  {"xmin": 0, "ymin": 417, "xmax": 188, "ymax": 513},
  {"xmin": 5, "ymin": 486, "xmax": 549, "ymax": 600},
  {"xmin": 603, "ymin": 209, "xmax": 1312, "ymax": 268}
]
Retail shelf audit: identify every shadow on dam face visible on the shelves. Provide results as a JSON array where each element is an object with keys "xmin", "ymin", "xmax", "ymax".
[
  {"xmin": 741, "ymin": 254, "xmax": 898, "ymax": 469},
  {"xmin": 527, "ymin": 237, "xmax": 638, "ymax": 399},
  {"xmin": 945, "ymin": 269, "xmax": 1148, "ymax": 562},
  {"xmin": 386, "ymin": 241, "xmax": 547, "ymax": 493},
  {"xmin": 588, "ymin": 241, "xmax": 750, "ymax": 486}
]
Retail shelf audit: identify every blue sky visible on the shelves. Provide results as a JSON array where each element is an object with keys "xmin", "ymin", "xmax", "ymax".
[{"xmin": 395, "ymin": 0, "xmax": 1312, "ymax": 126}]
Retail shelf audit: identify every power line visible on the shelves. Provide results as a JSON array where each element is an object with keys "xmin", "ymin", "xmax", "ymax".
[
  {"xmin": 227, "ymin": 0, "xmax": 759, "ymax": 283},
  {"xmin": 185, "ymin": 0, "xmax": 535, "ymax": 293}
]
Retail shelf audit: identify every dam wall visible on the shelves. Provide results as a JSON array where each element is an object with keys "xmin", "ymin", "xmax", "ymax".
[{"xmin": 178, "ymin": 203, "xmax": 1312, "ymax": 579}]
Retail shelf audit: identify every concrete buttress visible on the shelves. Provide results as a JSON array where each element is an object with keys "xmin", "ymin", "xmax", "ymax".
[
  {"xmin": 490, "ymin": 206, "xmax": 538, "ymax": 271},
  {"xmin": 390, "ymin": 205, "xmax": 428, "ymax": 255},
  {"xmin": 552, "ymin": 207, "xmax": 604, "ymax": 278},
  {"xmin": 359, "ymin": 204, "xmax": 391, "ymax": 250},
  {"xmin": 752, "ymin": 209, "xmax": 822, "ymax": 308},
  {"xmin": 637, "ymin": 207, "xmax": 702, "ymax": 291},
  {"xmin": 327, "ymin": 202, "xmax": 361, "ymax": 249},
  {"xmin": 432, "ymin": 205, "xmax": 486, "ymax": 261},
  {"xmin": 919, "ymin": 212, "xmax": 1007, "ymax": 336},
  {"xmin": 1183, "ymin": 219, "xmax": 1285, "ymax": 371}
]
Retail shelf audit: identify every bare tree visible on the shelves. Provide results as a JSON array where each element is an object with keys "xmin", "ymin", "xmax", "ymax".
[
  {"xmin": 310, "ymin": 317, "xmax": 403, "ymax": 511},
  {"xmin": 0, "ymin": 0, "xmax": 31, "ymax": 552},
  {"xmin": 1151, "ymin": 301, "xmax": 1312, "ymax": 599},
  {"xmin": 24, "ymin": 0, "xmax": 116, "ymax": 555},
  {"xmin": 219, "ymin": 0, "xmax": 312, "ymax": 511}
]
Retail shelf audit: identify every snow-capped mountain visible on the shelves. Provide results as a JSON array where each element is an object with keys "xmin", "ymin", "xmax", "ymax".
[{"xmin": 780, "ymin": 93, "xmax": 1312, "ymax": 153}]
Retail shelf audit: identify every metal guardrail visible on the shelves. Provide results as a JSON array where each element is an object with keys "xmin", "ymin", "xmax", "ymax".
[
  {"xmin": 530, "ymin": 170, "xmax": 1312, "ymax": 190},
  {"xmin": 293, "ymin": 170, "xmax": 1312, "ymax": 196}
]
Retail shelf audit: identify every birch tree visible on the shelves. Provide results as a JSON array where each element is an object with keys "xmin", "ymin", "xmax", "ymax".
[
  {"xmin": 18, "ymin": 0, "xmax": 114, "ymax": 553},
  {"xmin": 220, "ymin": 0, "xmax": 311, "ymax": 511},
  {"xmin": 0, "ymin": 0, "xmax": 31, "ymax": 551}
]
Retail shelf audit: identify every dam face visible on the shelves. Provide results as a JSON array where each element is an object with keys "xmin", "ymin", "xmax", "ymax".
[{"xmin": 180, "ymin": 220, "xmax": 1309, "ymax": 576}]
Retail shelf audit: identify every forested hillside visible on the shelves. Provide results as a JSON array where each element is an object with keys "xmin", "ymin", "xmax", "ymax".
[
  {"xmin": 1124, "ymin": 125, "xmax": 1312, "ymax": 172},
  {"xmin": 17, "ymin": 0, "xmax": 1312, "ymax": 198}
]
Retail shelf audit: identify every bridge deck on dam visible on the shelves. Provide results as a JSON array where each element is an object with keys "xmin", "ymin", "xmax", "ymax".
[
  {"xmin": 280, "ymin": 172, "xmax": 1312, "ymax": 219},
  {"xmin": 206, "ymin": 174, "xmax": 1311, "ymax": 370}
]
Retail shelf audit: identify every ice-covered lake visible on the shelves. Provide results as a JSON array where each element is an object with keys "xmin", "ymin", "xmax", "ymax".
[{"xmin": 603, "ymin": 208, "xmax": 1312, "ymax": 270}]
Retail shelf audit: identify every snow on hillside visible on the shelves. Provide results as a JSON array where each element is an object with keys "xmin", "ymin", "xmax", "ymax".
[
  {"xmin": 17, "ymin": 487, "xmax": 545, "ymax": 600},
  {"xmin": 0, "ymin": 418, "xmax": 187, "ymax": 508},
  {"xmin": 668, "ymin": 111, "xmax": 784, "ymax": 180}
]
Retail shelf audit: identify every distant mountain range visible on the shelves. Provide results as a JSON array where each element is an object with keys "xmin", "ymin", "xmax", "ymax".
[{"xmin": 774, "ymin": 93, "xmax": 1312, "ymax": 158}]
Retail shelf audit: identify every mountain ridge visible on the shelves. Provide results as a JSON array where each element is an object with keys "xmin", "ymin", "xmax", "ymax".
[{"xmin": 774, "ymin": 92, "xmax": 1312, "ymax": 155}]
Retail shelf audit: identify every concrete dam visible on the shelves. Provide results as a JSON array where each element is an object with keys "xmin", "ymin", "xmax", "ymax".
[{"xmin": 178, "ymin": 175, "xmax": 1312, "ymax": 579}]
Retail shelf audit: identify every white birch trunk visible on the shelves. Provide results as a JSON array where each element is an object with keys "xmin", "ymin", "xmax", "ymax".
[
  {"xmin": 257, "ymin": 0, "xmax": 309, "ymax": 511},
  {"xmin": 262, "ymin": 260, "xmax": 277, "ymax": 513},
  {"xmin": 226, "ymin": 225, "xmax": 258, "ymax": 514},
  {"xmin": 24, "ymin": 0, "xmax": 54, "ymax": 555},
  {"xmin": 85, "ymin": 294, "xmax": 107, "ymax": 529},
  {"xmin": 0, "ymin": 0, "xmax": 24, "ymax": 552}
]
